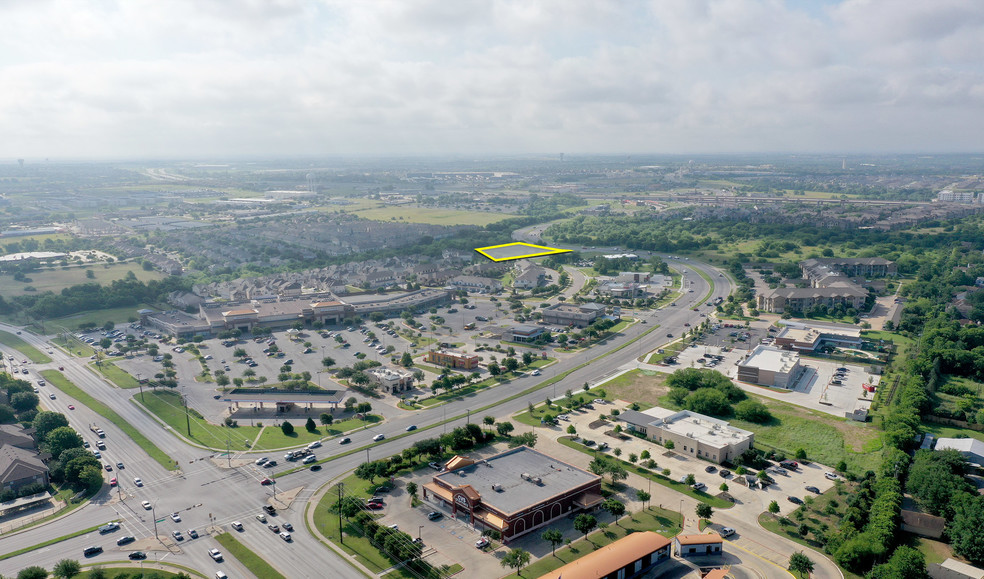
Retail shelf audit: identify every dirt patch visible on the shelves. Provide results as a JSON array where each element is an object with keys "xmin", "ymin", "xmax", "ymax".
[{"xmin": 603, "ymin": 371, "xmax": 669, "ymax": 406}]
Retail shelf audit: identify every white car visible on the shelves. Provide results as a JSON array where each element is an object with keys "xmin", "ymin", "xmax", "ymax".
[
  {"xmin": 824, "ymin": 472, "xmax": 839, "ymax": 480},
  {"xmin": 133, "ymin": 477, "xmax": 143, "ymax": 487},
  {"xmin": 279, "ymin": 531, "xmax": 292, "ymax": 541},
  {"xmin": 208, "ymin": 548, "xmax": 223, "ymax": 561},
  {"xmin": 302, "ymin": 455, "xmax": 317, "ymax": 464},
  {"xmin": 307, "ymin": 441, "xmax": 322, "ymax": 449},
  {"xmin": 720, "ymin": 527, "xmax": 735, "ymax": 537},
  {"xmin": 255, "ymin": 457, "xmax": 269, "ymax": 465},
  {"xmin": 372, "ymin": 434, "xmax": 385, "ymax": 441},
  {"xmin": 142, "ymin": 500, "xmax": 152, "ymax": 510},
  {"xmin": 170, "ymin": 512, "xmax": 181, "ymax": 522},
  {"xmin": 475, "ymin": 537, "xmax": 490, "ymax": 549}
]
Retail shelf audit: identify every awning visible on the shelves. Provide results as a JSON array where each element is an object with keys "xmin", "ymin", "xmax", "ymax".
[
  {"xmin": 422, "ymin": 482, "xmax": 454, "ymax": 503},
  {"xmin": 574, "ymin": 492, "xmax": 605, "ymax": 509}
]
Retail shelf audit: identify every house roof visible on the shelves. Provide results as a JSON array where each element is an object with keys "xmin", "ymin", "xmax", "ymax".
[
  {"xmin": 936, "ymin": 438, "xmax": 984, "ymax": 458},
  {"xmin": 675, "ymin": 533, "xmax": 723, "ymax": 545},
  {"xmin": 0, "ymin": 444, "xmax": 48, "ymax": 485},
  {"xmin": 535, "ymin": 531, "xmax": 671, "ymax": 579},
  {"xmin": 939, "ymin": 558, "xmax": 984, "ymax": 579},
  {"xmin": 0, "ymin": 425, "xmax": 35, "ymax": 450}
]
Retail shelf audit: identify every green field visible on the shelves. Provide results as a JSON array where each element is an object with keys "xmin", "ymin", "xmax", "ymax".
[
  {"xmin": 0, "ymin": 262, "xmax": 165, "ymax": 297},
  {"xmin": 253, "ymin": 415, "xmax": 378, "ymax": 450},
  {"xmin": 344, "ymin": 203, "xmax": 515, "ymax": 226},
  {"xmin": 40, "ymin": 370, "xmax": 178, "ymax": 470},
  {"xmin": 42, "ymin": 303, "xmax": 157, "ymax": 331},
  {"xmin": 92, "ymin": 361, "xmax": 141, "ymax": 388},
  {"xmin": 134, "ymin": 390, "xmax": 259, "ymax": 451},
  {"xmin": 215, "ymin": 532, "xmax": 286, "ymax": 579},
  {"xmin": 0, "ymin": 330, "xmax": 51, "ymax": 363}
]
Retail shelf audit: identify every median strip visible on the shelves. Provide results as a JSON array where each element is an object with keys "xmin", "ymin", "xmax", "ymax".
[
  {"xmin": 215, "ymin": 531, "xmax": 287, "ymax": 579},
  {"xmin": 0, "ymin": 523, "xmax": 104, "ymax": 561}
]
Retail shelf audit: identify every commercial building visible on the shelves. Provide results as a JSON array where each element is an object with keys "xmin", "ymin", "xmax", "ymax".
[
  {"xmin": 737, "ymin": 345, "xmax": 804, "ymax": 388},
  {"xmin": 421, "ymin": 446, "xmax": 603, "ymax": 542},
  {"xmin": 535, "ymin": 531, "xmax": 672, "ymax": 579},
  {"xmin": 542, "ymin": 302, "xmax": 608, "ymax": 328},
  {"xmin": 502, "ymin": 324, "xmax": 545, "ymax": 343},
  {"xmin": 935, "ymin": 438, "xmax": 984, "ymax": 466},
  {"xmin": 366, "ymin": 366, "xmax": 415, "ymax": 393},
  {"xmin": 773, "ymin": 323, "xmax": 862, "ymax": 352},
  {"xmin": 673, "ymin": 533, "xmax": 724, "ymax": 558},
  {"xmin": 929, "ymin": 558, "xmax": 984, "ymax": 579},
  {"xmin": 425, "ymin": 349, "xmax": 479, "ymax": 370},
  {"xmin": 617, "ymin": 408, "xmax": 753, "ymax": 464}
]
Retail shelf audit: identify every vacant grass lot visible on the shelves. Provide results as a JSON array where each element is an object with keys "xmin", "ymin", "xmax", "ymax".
[
  {"xmin": 42, "ymin": 303, "xmax": 158, "ymax": 332},
  {"xmin": 41, "ymin": 370, "xmax": 177, "ymax": 470},
  {"xmin": 502, "ymin": 507, "xmax": 682, "ymax": 579},
  {"xmin": 253, "ymin": 415, "xmax": 378, "ymax": 450},
  {"xmin": 0, "ymin": 330, "xmax": 51, "ymax": 363},
  {"xmin": 134, "ymin": 389, "xmax": 258, "ymax": 451},
  {"xmin": 215, "ymin": 531, "xmax": 286, "ymax": 579},
  {"xmin": 0, "ymin": 262, "xmax": 164, "ymax": 297},
  {"xmin": 92, "ymin": 361, "xmax": 141, "ymax": 389},
  {"xmin": 345, "ymin": 204, "xmax": 515, "ymax": 226}
]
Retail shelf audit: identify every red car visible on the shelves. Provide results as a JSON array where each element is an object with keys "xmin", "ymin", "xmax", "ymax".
[
  {"xmin": 260, "ymin": 478, "xmax": 274, "ymax": 486},
  {"xmin": 68, "ymin": 405, "xmax": 75, "ymax": 410},
  {"xmin": 110, "ymin": 477, "xmax": 117, "ymax": 486},
  {"xmin": 366, "ymin": 502, "xmax": 383, "ymax": 510}
]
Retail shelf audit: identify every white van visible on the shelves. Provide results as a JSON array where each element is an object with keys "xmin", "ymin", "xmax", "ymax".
[{"xmin": 215, "ymin": 572, "xmax": 228, "ymax": 579}]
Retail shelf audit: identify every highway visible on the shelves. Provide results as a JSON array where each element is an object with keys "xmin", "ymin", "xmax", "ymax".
[{"xmin": 0, "ymin": 236, "xmax": 839, "ymax": 578}]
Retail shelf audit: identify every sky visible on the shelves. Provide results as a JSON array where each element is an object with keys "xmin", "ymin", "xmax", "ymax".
[{"xmin": 1, "ymin": 0, "xmax": 983, "ymax": 159}]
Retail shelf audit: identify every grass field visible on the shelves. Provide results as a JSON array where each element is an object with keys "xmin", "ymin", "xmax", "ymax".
[
  {"xmin": 0, "ymin": 330, "xmax": 51, "ymax": 363},
  {"xmin": 92, "ymin": 361, "xmax": 141, "ymax": 389},
  {"xmin": 72, "ymin": 570, "xmax": 196, "ymax": 579},
  {"xmin": 253, "ymin": 415, "xmax": 378, "ymax": 450},
  {"xmin": 595, "ymin": 369, "xmax": 882, "ymax": 473},
  {"xmin": 38, "ymin": 304, "xmax": 157, "ymax": 333},
  {"xmin": 50, "ymin": 334, "xmax": 96, "ymax": 357},
  {"xmin": 40, "ymin": 370, "xmax": 178, "ymax": 470},
  {"xmin": 215, "ymin": 532, "xmax": 286, "ymax": 579},
  {"xmin": 0, "ymin": 262, "xmax": 165, "ymax": 297},
  {"xmin": 343, "ymin": 203, "xmax": 515, "ymax": 226},
  {"xmin": 134, "ymin": 389, "xmax": 258, "ymax": 451}
]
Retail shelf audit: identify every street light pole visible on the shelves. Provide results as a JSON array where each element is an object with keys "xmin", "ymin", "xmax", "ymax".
[
  {"xmin": 680, "ymin": 499, "xmax": 684, "ymax": 530},
  {"xmin": 418, "ymin": 525, "xmax": 424, "ymax": 541}
]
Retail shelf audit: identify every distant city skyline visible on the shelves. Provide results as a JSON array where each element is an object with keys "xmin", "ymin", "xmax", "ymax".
[{"xmin": 1, "ymin": 0, "xmax": 982, "ymax": 159}]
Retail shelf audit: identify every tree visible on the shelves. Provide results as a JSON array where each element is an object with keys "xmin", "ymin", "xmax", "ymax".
[
  {"xmin": 406, "ymin": 481, "xmax": 418, "ymax": 499},
  {"xmin": 322, "ymin": 357, "xmax": 335, "ymax": 370},
  {"xmin": 603, "ymin": 499, "xmax": 626, "ymax": 525},
  {"xmin": 696, "ymin": 502, "xmax": 713, "ymax": 520},
  {"xmin": 684, "ymin": 388, "xmax": 730, "ymax": 416},
  {"xmin": 503, "ymin": 357, "xmax": 519, "ymax": 373},
  {"xmin": 795, "ymin": 448, "xmax": 807, "ymax": 460},
  {"xmin": 281, "ymin": 421, "xmax": 295, "ymax": 436},
  {"xmin": 510, "ymin": 431, "xmax": 537, "ymax": 448},
  {"xmin": 488, "ymin": 362, "xmax": 501, "ymax": 376},
  {"xmin": 769, "ymin": 500, "xmax": 781, "ymax": 515},
  {"xmin": 951, "ymin": 493, "xmax": 984, "ymax": 565},
  {"xmin": 17, "ymin": 567, "xmax": 49, "ymax": 579},
  {"xmin": 355, "ymin": 461, "xmax": 386, "ymax": 484},
  {"xmin": 53, "ymin": 558, "xmax": 82, "ymax": 578},
  {"xmin": 400, "ymin": 352, "xmax": 413, "ymax": 367},
  {"xmin": 566, "ymin": 424, "xmax": 577, "ymax": 436},
  {"xmin": 636, "ymin": 490, "xmax": 651, "ymax": 510},
  {"xmin": 868, "ymin": 546, "xmax": 928, "ymax": 579},
  {"xmin": 500, "ymin": 548, "xmax": 531, "ymax": 575},
  {"xmin": 734, "ymin": 399, "xmax": 772, "ymax": 423},
  {"xmin": 483, "ymin": 415, "xmax": 495, "ymax": 430},
  {"xmin": 305, "ymin": 417, "xmax": 317, "ymax": 433},
  {"xmin": 720, "ymin": 483, "xmax": 729, "ymax": 492},
  {"xmin": 320, "ymin": 413, "xmax": 334, "ymax": 433},
  {"xmin": 32, "ymin": 411, "xmax": 69, "ymax": 441},
  {"xmin": 10, "ymin": 391, "xmax": 39, "ymax": 412},
  {"xmin": 44, "ymin": 427, "xmax": 83, "ymax": 460},
  {"xmin": 496, "ymin": 421, "xmax": 514, "ymax": 436},
  {"xmin": 788, "ymin": 552, "xmax": 815, "ymax": 578},
  {"xmin": 685, "ymin": 473, "xmax": 696, "ymax": 486},
  {"xmin": 80, "ymin": 465, "xmax": 104, "ymax": 494},
  {"xmin": 574, "ymin": 513, "xmax": 597, "ymax": 541},
  {"xmin": 542, "ymin": 528, "xmax": 564, "ymax": 557}
]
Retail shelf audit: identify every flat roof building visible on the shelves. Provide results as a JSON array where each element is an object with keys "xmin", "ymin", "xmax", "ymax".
[
  {"xmin": 617, "ymin": 408, "xmax": 753, "ymax": 465},
  {"xmin": 542, "ymin": 302, "xmax": 607, "ymax": 328},
  {"xmin": 422, "ymin": 446, "xmax": 603, "ymax": 542},
  {"xmin": 503, "ymin": 324, "xmax": 545, "ymax": 343},
  {"xmin": 737, "ymin": 345, "xmax": 804, "ymax": 389},
  {"xmin": 673, "ymin": 533, "xmax": 724, "ymax": 558},
  {"xmin": 773, "ymin": 323, "xmax": 862, "ymax": 352},
  {"xmin": 424, "ymin": 349, "xmax": 479, "ymax": 370},
  {"xmin": 366, "ymin": 366, "xmax": 414, "ymax": 393},
  {"xmin": 535, "ymin": 531, "xmax": 672, "ymax": 579}
]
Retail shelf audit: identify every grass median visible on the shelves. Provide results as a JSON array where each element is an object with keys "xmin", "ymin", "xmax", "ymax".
[
  {"xmin": 214, "ymin": 532, "xmax": 286, "ymax": 579},
  {"xmin": 92, "ymin": 360, "xmax": 141, "ymax": 389},
  {"xmin": 0, "ymin": 330, "xmax": 51, "ymax": 363},
  {"xmin": 0, "ymin": 523, "xmax": 104, "ymax": 561},
  {"xmin": 41, "ymin": 370, "xmax": 178, "ymax": 471}
]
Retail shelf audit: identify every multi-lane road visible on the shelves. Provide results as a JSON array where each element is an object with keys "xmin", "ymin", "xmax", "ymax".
[{"xmin": 0, "ymin": 239, "xmax": 839, "ymax": 578}]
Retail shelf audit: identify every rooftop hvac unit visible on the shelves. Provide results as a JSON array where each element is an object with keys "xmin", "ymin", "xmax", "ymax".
[
  {"xmin": 693, "ymin": 419, "xmax": 700, "ymax": 424},
  {"xmin": 491, "ymin": 483, "xmax": 502, "ymax": 492}
]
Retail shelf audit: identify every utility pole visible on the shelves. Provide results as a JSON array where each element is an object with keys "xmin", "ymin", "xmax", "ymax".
[
  {"xmin": 337, "ymin": 483, "xmax": 344, "ymax": 544},
  {"xmin": 137, "ymin": 373, "xmax": 143, "ymax": 402},
  {"xmin": 226, "ymin": 440, "xmax": 231, "ymax": 467}
]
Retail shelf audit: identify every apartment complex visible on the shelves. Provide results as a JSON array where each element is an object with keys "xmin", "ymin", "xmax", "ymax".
[{"xmin": 757, "ymin": 257, "xmax": 894, "ymax": 314}]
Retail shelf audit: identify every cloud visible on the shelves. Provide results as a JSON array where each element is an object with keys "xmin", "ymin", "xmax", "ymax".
[{"xmin": 0, "ymin": 0, "xmax": 981, "ymax": 158}]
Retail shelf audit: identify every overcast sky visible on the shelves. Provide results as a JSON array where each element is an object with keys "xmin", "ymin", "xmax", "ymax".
[{"xmin": 1, "ymin": 0, "xmax": 982, "ymax": 159}]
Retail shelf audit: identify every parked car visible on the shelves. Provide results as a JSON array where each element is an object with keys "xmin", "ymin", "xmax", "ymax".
[
  {"xmin": 720, "ymin": 527, "xmax": 735, "ymax": 538},
  {"xmin": 427, "ymin": 511, "xmax": 443, "ymax": 520},
  {"xmin": 704, "ymin": 465, "xmax": 717, "ymax": 473},
  {"xmin": 788, "ymin": 496, "xmax": 803, "ymax": 505},
  {"xmin": 805, "ymin": 486, "xmax": 821, "ymax": 494},
  {"xmin": 475, "ymin": 537, "xmax": 491, "ymax": 549},
  {"xmin": 718, "ymin": 469, "xmax": 731, "ymax": 478},
  {"xmin": 429, "ymin": 462, "xmax": 443, "ymax": 471},
  {"xmin": 824, "ymin": 472, "xmax": 839, "ymax": 480}
]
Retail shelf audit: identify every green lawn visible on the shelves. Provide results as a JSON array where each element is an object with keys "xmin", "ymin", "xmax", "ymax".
[
  {"xmin": 253, "ymin": 415, "xmax": 380, "ymax": 450},
  {"xmin": 215, "ymin": 532, "xmax": 286, "ymax": 579},
  {"xmin": 502, "ymin": 507, "xmax": 682, "ymax": 579},
  {"xmin": 92, "ymin": 361, "xmax": 141, "ymax": 389},
  {"xmin": 42, "ymin": 303, "xmax": 157, "ymax": 332},
  {"xmin": 556, "ymin": 437, "xmax": 734, "ymax": 509},
  {"xmin": 74, "ymin": 570, "xmax": 198, "ymax": 579},
  {"xmin": 0, "ymin": 262, "xmax": 165, "ymax": 298},
  {"xmin": 134, "ymin": 389, "xmax": 258, "ymax": 451},
  {"xmin": 41, "ymin": 370, "xmax": 178, "ymax": 470},
  {"xmin": 50, "ymin": 334, "xmax": 96, "ymax": 357},
  {"xmin": 0, "ymin": 330, "xmax": 51, "ymax": 363}
]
